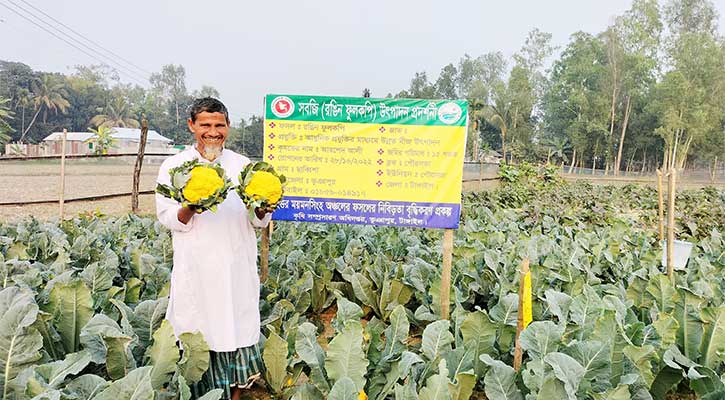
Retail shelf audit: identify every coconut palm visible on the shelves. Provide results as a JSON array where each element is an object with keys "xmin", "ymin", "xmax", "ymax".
[
  {"xmin": 91, "ymin": 97, "xmax": 140, "ymax": 128},
  {"xmin": 20, "ymin": 74, "xmax": 70, "ymax": 142}
]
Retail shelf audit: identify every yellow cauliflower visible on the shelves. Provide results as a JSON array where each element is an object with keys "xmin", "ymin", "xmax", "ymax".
[
  {"xmin": 244, "ymin": 170, "xmax": 283, "ymax": 205},
  {"xmin": 182, "ymin": 166, "xmax": 224, "ymax": 203},
  {"xmin": 358, "ymin": 390, "xmax": 368, "ymax": 400}
]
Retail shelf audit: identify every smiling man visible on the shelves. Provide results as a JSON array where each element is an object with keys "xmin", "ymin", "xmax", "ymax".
[{"xmin": 155, "ymin": 97, "xmax": 271, "ymax": 400}]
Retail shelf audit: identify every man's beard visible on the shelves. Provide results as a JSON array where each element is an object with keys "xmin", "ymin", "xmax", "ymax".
[{"xmin": 199, "ymin": 143, "xmax": 223, "ymax": 161}]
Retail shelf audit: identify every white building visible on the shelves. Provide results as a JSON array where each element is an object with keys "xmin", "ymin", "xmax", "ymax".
[{"xmin": 41, "ymin": 127, "xmax": 174, "ymax": 155}]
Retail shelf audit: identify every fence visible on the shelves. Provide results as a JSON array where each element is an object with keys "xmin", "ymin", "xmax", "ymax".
[{"xmin": 0, "ymin": 156, "xmax": 720, "ymax": 215}]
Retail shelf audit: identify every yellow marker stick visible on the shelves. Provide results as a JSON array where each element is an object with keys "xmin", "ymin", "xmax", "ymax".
[{"xmin": 522, "ymin": 270, "xmax": 533, "ymax": 328}]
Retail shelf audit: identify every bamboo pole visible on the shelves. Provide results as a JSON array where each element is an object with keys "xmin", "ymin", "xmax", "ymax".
[
  {"xmin": 667, "ymin": 167, "xmax": 676, "ymax": 281},
  {"xmin": 59, "ymin": 129, "xmax": 67, "ymax": 219},
  {"xmin": 132, "ymin": 116, "xmax": 149, "ymax": 213},
  {"xmin": 260, "ymin": 224, "xmax": 271, "ymax": 283},
  {"xmin": 656, "ymin": 169, "xmax": 664, "ymax": 242},
  {"xmin": 514, "ymin": 258, "xmax": 531, "ymax": 372},
  {"xmin": 440, "ymin": 229, "xmax": 454, "ymax": 319}
]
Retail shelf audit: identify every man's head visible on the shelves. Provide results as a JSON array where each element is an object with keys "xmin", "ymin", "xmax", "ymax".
[{"xmin": 188, "ymin": 97, "xmax": 230, "ymax": 160}]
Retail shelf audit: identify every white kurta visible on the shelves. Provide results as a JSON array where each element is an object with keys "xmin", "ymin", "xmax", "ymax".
[{"xmin": 155, "ymin": 147, "xmax": 271, "ymax": 352}]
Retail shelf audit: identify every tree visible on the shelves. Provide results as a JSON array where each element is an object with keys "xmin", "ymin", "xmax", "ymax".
[
  {"xmin": 191, "ymin": 85, "xmax": 220, "ymax": 99},
  {"xmin": 652, "ymin": 0, "xmax": 723, "ymax": 170},
  {"xmin": 86, "ymin": 125, "xmax": 117, "ymax": 155},
  {"xmin": 20, "ymin": 74, "xmax": 71, "ymax": 142},
  {"xmin": 434, "ymin": 64, "xmax": 458, "ymax": 99},
  {"xmin": 91, "ymin": 97, "xmax": 140, "ymax": 128},
  {"xmin": 150, "ymin": 64, "xmax": 188, "ymax": 127},
  {"xmin": 0, "ymin": 97, "xmax": 14, "ymax": 145}
]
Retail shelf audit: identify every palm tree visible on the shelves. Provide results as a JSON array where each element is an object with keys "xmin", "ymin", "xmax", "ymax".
[
  {"xmin": 20, "ymin": 75, "xmax": 70, "ymax": 142},
  {"xmin": 0, "ymin": 97, "xmax": 15, "ymax": 145},
  {"xmin": 15, "ymin": 88, "xmax": 32, "ymax": 134},
  {"xmin": 90, "ymin": 97, "xmax": 140, "ymax": 128},
  {"xmin": 85, "ymin": 126, "xmax": 118, "ymax": 155}
]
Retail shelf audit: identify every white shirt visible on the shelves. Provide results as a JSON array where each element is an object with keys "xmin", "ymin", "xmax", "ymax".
[{"xmin": 155, "ymin": 147, "xmax": 271, "ymax": 351}]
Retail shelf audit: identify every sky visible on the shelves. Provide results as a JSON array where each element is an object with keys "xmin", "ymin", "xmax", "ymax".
[{"xmin": 1, "ymin": 0, "xmax": 725, "ymax": 122}]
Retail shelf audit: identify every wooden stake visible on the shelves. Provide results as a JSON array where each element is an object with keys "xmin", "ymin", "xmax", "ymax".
[
  {"xmin": 667, "ymin": 167, "xmax": 676, "ymax": 281},
  {"xmin": 260, "ymin": 224, "xmax": 271, "ymax": 283},
  {"xmin": 656, "ymin": 169, "xmax": 664, "ymax": 242},
  {"xmin": 132, "ymin": 116, "xmax": 149, "ymax": 214},
  {"xmin": 440, "ymin": 229, "xmax": 454, "ymax": 319},
  {"xmin": 514, "ymin": 258, "xmax": 531, "ymax": 372},
  {"xmin": 59, "ymin": 129, "xmax": 67, "ymax": 219}
]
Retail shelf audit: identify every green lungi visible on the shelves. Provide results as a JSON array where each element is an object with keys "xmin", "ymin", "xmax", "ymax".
[{"xmin": 191, "ymin": 343, "xmax": 263, "ymax": 399}]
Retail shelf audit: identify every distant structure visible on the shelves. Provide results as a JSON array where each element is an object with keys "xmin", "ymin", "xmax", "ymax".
[{"xmin": 38, "ymin": 127, "xmax": 174, "ymax": 156}]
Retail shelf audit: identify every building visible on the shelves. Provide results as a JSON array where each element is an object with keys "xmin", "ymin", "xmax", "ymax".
[{"xmin": 40, "ymin": 127, "xmax": 174, "ymax": 155}]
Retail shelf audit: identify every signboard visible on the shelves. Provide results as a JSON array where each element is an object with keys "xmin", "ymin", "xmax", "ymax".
[{"xmin": 264, "ymin": 94, "xmax": 467, "ymax": 228}]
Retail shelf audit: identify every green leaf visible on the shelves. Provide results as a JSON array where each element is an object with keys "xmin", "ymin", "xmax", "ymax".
[
  {"xmin": 645, "ymin": 275, "xmax": 679, "ymax": 314},
  {"xmin": 448, "ymin": 371, "xmax": 476, "ymax": 400},
  {"xmin": 147, "ymin": 320, "xmax": 180, "ymax": 389},
  {"xmin": 130, "ymin": 298, "xmax": 168, "ymax": 351},
  {"xmin": 327, "ymin": 377, "xmax": 358, "ymax": 400},
  {"xmin": 700, "ymin": 307, "xmax": 725, "ymax": 369},
  {"xmin": 622, "ymin": 345, "xmax": 656, "ymax": 389},
  {"xmin": 520, "ymin": 321, "xmax": 564, "ymax": 360},
  {"xmin": 673, "ymin": 289, "xmax": 705, "ymax": 361},
  {"xmin": 460, "ymin": 310, "xmax": 497, "ymax": 377},
  {"xmin": 332, "ymin": 294, "xmax": 363, "ymax": 332},
  {"xmin": 543, "ymin": 352, "xmax": 585, "ymax": 400},
  {"xmin": 379, "ymin": 279, "xmax": 413, "ymax": 318},
  {"xmin": 490, "ymin": 293, "xmax": 519, "ymax": 326},
  {"xmin": 652, "ymin": 313, "xmax": 679, "ymax": 349},
  {"xmin": 394, "ymin": 381, "xmax": 419, "ymax": 400},
  {"xmin": 536, "ymin": 376, "xmax": 567, "ymax": 400},
  {"xmin": 563, "ymin": 340, "xmax": 611, "ymax": 393},
  {"xmin": 0, "ymin": 287, "xmax": 43, "ymax": 399},
  {"xmin": 325, "ymin": 320, "xmax": 368, "ymax": 390},
  {"xmin": 263, "ymin": 330, "xmax": 288, "ymax": 394},
  {"xmin": 79, "ymin": 314, "xmax": 134, "ymax": 380},
  {"xmin": 480, "ymin": 354, "xmax": 523, "ymax": 400},
  {"xmin": 421, "ymin": 320, "xmax": 454, "ymax": 362},
  {"xmin": 295, "ymin": 322, "xmax": 325, "ymax": 369},
  {"xmin": 291, "ymin": 383, "xmax": 325, "ymax": 400},
  {"xmin": 93, "ymin": 366, "xmax": 154, "ymax": 400},
  {"xmin": 34, "ymin": 350, "xmax": 93, "ymax": 389},
  {"xmin": 348, "ymin": 273, "xmax": 379, "ymax": 315},
  {"xmin": 124, "ymin": 278, "xmax": 143, "ymax": 304},
  {"xmin": 590, "ymin": 384, "xmax": 631, "ymax": 400},
  {"xmin": 178, "ymin": 331, "xmax": 210, "ymax": 383},
  {"xmin": 544, "ymin": 289, "xmax": 572, "ymax": 326},
  {"xmin": 381, "ymin": 305, "xmax": 409, "ymax": 362},
  {"xmin": 419, "ymin": 360, "xmax": 451, "ymax": 400},
  {"xmin": 63, "ymin": 374, "xmax": 108, "ymax": 400},
  {"xmin": 650, "ymin": 365, "xmax": 683, "ymax": 400},
  {"xmin": 689, "ymin": 366, "xmax": 725, "ymax": 399},
  {"xmin": 44, "ymin": 280, "xmax": 93, "ymax": 354}
]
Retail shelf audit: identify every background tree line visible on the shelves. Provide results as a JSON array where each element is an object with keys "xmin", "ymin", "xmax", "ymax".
[{"xmin": 0, "ymin": 0, "xmax": 723, "ymax": 175}]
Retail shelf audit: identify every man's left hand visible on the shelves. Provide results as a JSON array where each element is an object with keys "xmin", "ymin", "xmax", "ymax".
[{"xmin": 254, "ymin": 206, "xmax": 275, "ymax": 220}]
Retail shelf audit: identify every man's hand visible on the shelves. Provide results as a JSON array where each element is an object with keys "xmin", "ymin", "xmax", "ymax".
[
  {"xmin": 254, "ymin": 206, "xmax": 275, "ymax": 220},
  {"xmin": 177, "ymin": 205, "xmax": 198, "ymax": 224}
]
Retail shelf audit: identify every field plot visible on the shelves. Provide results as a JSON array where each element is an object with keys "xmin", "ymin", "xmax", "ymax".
[{"xmin": 1, "ymin": 166, "xmax": 723, "ymax": 400}]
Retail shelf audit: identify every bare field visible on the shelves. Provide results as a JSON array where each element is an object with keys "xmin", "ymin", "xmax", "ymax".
[
  {"xmin": 0, "ymin": 158, "xmax": 162, "ymax": 221},
  {"xmin": 1, "ymin": 158, "xmax": 718, "ymax": 223}
]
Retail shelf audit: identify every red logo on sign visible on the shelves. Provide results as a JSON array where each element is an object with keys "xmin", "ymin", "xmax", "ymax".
[{"xmin": 270, "ymin": 96, "xmax": 294, "ymax": 118}]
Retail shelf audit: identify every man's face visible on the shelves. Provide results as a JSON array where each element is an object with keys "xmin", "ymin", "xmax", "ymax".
[{"xmin": 188, "ymin": 111, "xmax": 229, "ymax": 151}]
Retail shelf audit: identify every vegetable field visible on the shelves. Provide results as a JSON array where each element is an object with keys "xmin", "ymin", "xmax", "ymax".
[{"xmin": 1, "ymin": 167, "xmax": 724, "ymax": 400}]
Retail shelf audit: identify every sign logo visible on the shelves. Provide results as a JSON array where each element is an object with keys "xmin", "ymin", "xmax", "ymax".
[
  {"xmin": 437, "ymin": 102, "xmax": 463, "ymax": 125},
  {"xmin": 271, "ymin": 96, "xmax": 294, "ymax": 118}
]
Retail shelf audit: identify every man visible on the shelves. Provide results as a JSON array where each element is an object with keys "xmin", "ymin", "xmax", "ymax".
[{"xmin": 155, "ymin": 97, "xmax": 270, "ymax": 400}]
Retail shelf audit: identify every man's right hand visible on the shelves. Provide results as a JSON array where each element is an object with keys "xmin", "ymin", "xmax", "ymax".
[{"xmin": 177, "ymin": 205, "xmax": 198, "ymax": 225}]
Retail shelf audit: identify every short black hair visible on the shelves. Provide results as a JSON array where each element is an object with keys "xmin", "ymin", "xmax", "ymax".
[{"xmin": 189, "ymin": 97, "xmax": 230, "ymax": 124}]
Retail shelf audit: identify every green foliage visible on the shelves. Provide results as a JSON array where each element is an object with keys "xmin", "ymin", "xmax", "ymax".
[{"xmin": 0, "ymin": 181, "xmax": 723, "ymax": 399}]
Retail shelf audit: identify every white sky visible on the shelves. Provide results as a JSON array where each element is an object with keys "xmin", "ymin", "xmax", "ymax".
[{"xmin": 1, "ymin": 0, "xmax": 724, "ymax": 122}]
